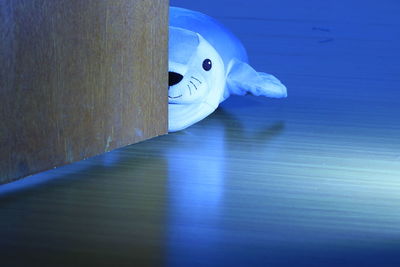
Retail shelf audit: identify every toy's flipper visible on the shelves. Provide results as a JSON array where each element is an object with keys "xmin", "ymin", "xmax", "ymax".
[{"xmin": 227, "ymin": 59, "xmax": 287, "ymax": 98}]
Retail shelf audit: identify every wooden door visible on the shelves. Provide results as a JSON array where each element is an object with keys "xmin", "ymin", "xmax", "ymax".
[{"xmin": 0, "ymin": 0, "xmax": 169, "ymax": 184}]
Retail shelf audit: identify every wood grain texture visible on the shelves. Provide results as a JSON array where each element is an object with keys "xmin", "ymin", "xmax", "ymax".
[{"xmin": 0, "ymin": 0, "xmax": 168, "ymax": 184}]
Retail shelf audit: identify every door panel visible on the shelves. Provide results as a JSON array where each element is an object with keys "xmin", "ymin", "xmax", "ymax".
[{"xmin": 0, "ymin": 0, "xmax": 169, "ymax": 184}]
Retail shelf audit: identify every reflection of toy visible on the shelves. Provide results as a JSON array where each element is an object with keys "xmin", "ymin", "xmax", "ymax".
[{"xmin": 168, "ymin": 7, "xmax": 287, "ymax": 132}]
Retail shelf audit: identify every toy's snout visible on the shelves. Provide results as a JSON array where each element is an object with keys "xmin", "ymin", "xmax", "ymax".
[{"xmin": 169, "ymin": 72, "xmax": 183, "ymax": 86}]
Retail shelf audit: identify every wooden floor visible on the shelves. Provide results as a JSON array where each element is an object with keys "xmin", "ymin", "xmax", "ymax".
[{"xmin": 1, "ymin": 0, "xmax": 400, "ymax": 266}]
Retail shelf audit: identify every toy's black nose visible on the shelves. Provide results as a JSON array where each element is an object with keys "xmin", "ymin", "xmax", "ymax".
[{"xmin": 169, "ymin": 72, "xmax": 183, "ymax": 87}]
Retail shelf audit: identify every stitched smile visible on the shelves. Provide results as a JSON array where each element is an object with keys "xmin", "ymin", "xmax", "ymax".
[{"xmin": 168, "ymin": 94, "xmax": 183, "ymax": 99}]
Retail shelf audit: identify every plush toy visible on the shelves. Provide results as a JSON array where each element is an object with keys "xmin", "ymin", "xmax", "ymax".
[{"xmin": 168, "ymin": 7, "xmax": 287, "ymax": 132}]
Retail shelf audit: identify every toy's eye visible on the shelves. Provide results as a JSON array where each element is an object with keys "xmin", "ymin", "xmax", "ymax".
[{"xmin": 202, "ymin": 59, "xmax": 212, "ymax": 71}]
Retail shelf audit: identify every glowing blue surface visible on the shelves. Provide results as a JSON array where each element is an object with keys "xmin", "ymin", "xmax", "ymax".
[{"xmin": 165, "ymin": 0, "xmax": 400, "ymax": 266}]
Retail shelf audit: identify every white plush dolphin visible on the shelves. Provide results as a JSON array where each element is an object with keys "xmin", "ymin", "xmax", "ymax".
[{"xmin": 168, "ymin": 7, "xmax": 287, "ymax": 132}]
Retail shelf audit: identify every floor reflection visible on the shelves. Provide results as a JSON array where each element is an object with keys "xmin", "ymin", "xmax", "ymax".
[{"xmin": 165, "ymin": 105, "xmax": 285, "ymax": 267}]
